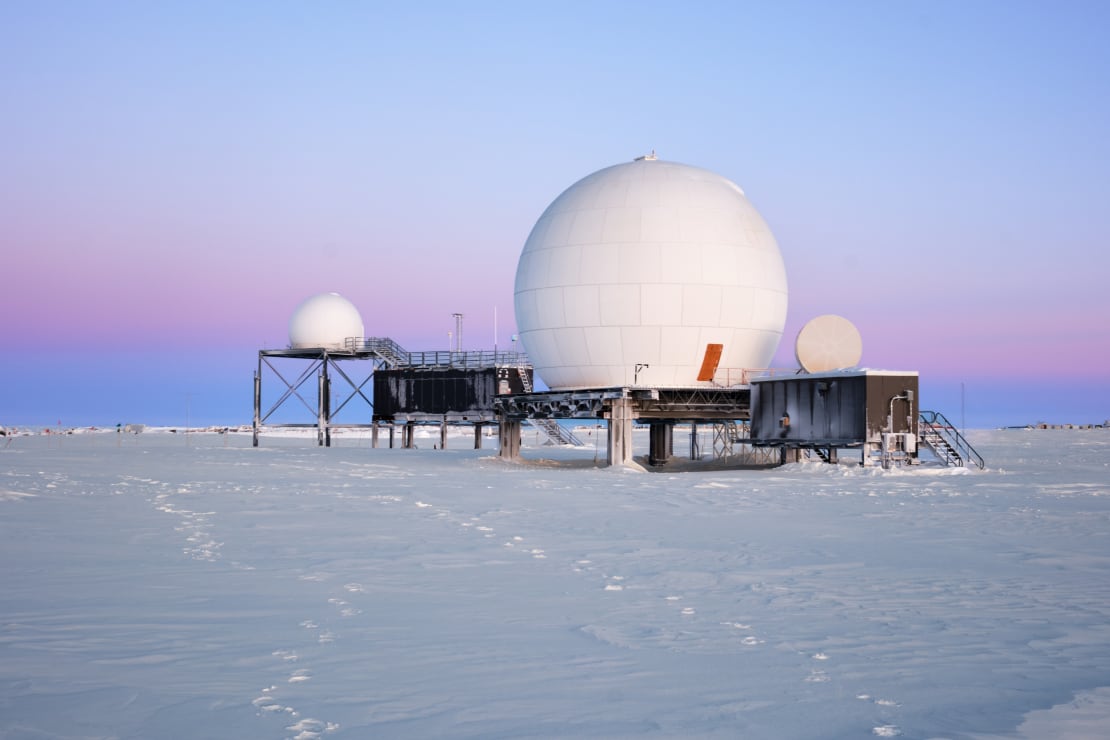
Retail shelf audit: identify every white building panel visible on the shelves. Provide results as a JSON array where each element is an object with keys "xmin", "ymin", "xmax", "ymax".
[
  {"xmin": 601, "ymin": 207, "xmax": 642, "ymax": 243},
  {"xmin": 566, "ymin": 208, "xmax": 607, "ymax": 246},
  {"xmin": 640, "ymin": 206, "xmax": 682, "ymax": 242},
  {"xmin": 640, "ymin": 283, "xmax": 684, "ymax": 326},
  {"xmin": 583, "ymin": 326, "xmax": 624, "ymax": 367},
  {"xmin": 544, "ymin": 244, "xmax": 581, "ymax": 287},
  {"xmin": 563, "ymin": 285, "xmax": 601, "ymax": 327},
  {"xmin": 682, "ymin": 284, "xmax": 723, "ymax": 326},
  {"xmin": 535, "ymin": 287, "xmax": 566, "ymax": 328},
  {"xmin": 589, "ymin": 242, "xmax": 620, "ymax": 279},
  {"xmin": 552, "ymin": 327, "xmax": 590, "ymax": 372},
  {"xmin": 599, "ymin": 283, "xmax": 641, "ymax": 326},
  {"xmin": 618, "ymin": 242, "xmax": 661, "ymax": 284},
  {"xmin": 658, "ymin": 242, "xmax": 703, "ymax": 284}
]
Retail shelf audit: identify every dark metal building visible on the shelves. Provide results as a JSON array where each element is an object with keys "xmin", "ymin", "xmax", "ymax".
[
  {"xmin": 374, "ymin": 366, "xmax": 529, "ymax": 422},
  {"xmin": 749, "ymin": 370, "xmax": 919, "ymax": 466}
]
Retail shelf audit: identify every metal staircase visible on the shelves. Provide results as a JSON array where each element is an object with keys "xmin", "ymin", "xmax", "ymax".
[
  {"xmin": 516, "ymin": 365, "xmax": 585, "ymax": 446},
  {"xmin": 918, "ymin": 410, "xmax": 985, "ymax": 469},
  {"xmin": 344, "ymin": 337, "xmax": 409, "ymax": 367},
  {"xmin": 528, "ymin": 418, "xmax": 586, "ymax": 446}
]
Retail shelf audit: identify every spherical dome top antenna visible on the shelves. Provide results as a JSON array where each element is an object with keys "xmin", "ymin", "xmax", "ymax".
[
  {"xmin": 513, "ymin": 157, "xmax": 788, "ymax": 389},
  {"xmin": 795, "ymin": 314, "xmax": 862, "ymax": 373},
  {"xmin": 288, "ymin": 292, "xmax": 364, "ymax": 350}
]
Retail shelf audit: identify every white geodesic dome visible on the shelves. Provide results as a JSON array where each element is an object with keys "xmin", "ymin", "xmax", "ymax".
[{"xmin": 513, "ymin": 156, "xmax": 788, "ymax": 389}]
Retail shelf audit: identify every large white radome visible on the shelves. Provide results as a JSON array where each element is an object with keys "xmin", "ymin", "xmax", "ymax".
[
  {"xmin": 514, "ymin": 157, "xmax": 788, "ymax": 389},
  {"xmin": 288, "ymin": 292, "xmax": 364, "ymax": 350}
]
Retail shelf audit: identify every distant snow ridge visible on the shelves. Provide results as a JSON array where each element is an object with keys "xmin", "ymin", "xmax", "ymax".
[{"xmin": 0, "ymin": 489, "xmax": 35, "ymax": 501}]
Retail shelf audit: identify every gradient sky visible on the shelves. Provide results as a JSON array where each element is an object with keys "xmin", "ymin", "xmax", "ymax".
[{"xmin": 3, "ymin": 1, "xmax": 1108, "ymax": 428}]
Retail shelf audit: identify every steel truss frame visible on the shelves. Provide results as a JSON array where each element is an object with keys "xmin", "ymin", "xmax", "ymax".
[
  {"xmin": 253, "ymin": 349, "xmax": 387, "ymax": 447},
  {"xmin": 493, "ymin": 386, "xmax": 752, "ymax": 422}
]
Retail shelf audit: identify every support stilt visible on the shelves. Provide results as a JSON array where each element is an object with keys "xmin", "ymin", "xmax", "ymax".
[
  {"xmin": 498, "ymin": 419, "xmax": 521, "ymax": 460},
  {"xmin": 317, "ymin": 370, "xmax": 327, "ymax": 447},
  {"xmin": 252, "ymin": 370, "xmax": 261, "ymax": 448},
  {"xmin": 648, "ymin": 422, "xmax": 673, "ymax": 465},
  {"xmin": 606, "ymin": 397, "xmax": 635, "ymax": 467}
]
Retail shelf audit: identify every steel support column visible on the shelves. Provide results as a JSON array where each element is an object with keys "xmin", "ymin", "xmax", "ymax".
[
  {"xmin": 403, "ymin": 422, "xmax": 415, "ymax": 449},
  {"xmin": 317, "ymin": 365, "xmax": 331, "ymax": 447},
  {"xmin": 648, "ymin": 421, "xmax": 673, "ymax": 466},
  {"xmin": 252, "ymin": 369, "xmax": 261, "ymax": 448}
]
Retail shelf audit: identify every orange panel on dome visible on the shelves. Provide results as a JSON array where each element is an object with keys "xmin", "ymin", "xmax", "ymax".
[{"xmin": 697, "ymin": 343, "xmax": 723, "ymax": 382}]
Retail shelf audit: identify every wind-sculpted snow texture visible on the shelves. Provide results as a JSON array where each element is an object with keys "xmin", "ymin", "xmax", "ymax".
[{"xmin": 2, "ymin": 430, "xmax": 1109, "ymax": 739}]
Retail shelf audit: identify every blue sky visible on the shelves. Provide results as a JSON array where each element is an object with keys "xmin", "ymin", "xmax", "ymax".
[{"xmin": 2, "ymin": 1, "xmax": 1108, "ymax": 428}]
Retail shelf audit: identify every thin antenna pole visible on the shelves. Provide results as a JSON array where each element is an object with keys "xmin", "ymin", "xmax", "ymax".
[{"xmin": 452, "ymin": 313, "xmax": 463, "ymax": 352}]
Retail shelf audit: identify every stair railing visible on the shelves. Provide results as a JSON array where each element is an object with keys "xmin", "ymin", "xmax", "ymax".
[
  {"xmin": 528, "ymin": 417, "xmax": 585, "ymax": 446},
  {"xmin": 918, "ymin": 410, "xmax": 985, "ymax": 469}
]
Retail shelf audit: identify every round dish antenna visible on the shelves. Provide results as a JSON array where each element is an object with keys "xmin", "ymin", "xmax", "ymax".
[{"xmin": 795, "ymin": 314, "xmax": 862, "ymax": 372}]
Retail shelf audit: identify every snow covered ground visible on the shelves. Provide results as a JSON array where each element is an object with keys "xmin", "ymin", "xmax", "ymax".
[{"xmin": 2, "ymin": 427, "xmax": 1109, "ymax": 739}]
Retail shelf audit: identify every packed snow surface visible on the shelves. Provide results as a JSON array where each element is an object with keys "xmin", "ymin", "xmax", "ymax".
[{"xmin": 2, "ymin": 429, "xmax": 1109, "ymax": 739}]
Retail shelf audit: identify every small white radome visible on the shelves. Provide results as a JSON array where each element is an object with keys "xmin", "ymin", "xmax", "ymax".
[{"xmin": 288, "ymin": 292, "xmax": 364, "ymax": 350}]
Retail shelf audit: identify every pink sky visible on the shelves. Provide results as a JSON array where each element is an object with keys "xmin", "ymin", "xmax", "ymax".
[{"xmin": 3, "ymin": 2, "xmax": 1108, "ymax": 427}]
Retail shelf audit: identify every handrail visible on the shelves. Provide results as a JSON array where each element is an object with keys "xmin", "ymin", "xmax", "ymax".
[
  {"xmin": 919, "ymin": 410, "xmax": 985, "ymax": 469},
  {"xmin": 392, "ymin": 350, "xmax": 532, "ymax": 369},
  {"xmin": 714, "ymin": 367, "xmax": 797, "ymax": 386},
  {"xmin": 529, "ymin": 417, "xmax": 585, "ymax": 446},
  {"xmin": 344, "ymin": 337, "xmax": 531, "ymax": 370}
]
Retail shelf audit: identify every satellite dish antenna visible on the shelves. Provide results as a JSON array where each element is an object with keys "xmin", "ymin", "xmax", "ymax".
[{"xmin": 795, "ymin": 314, "xmax": 863, "ymax": 372}]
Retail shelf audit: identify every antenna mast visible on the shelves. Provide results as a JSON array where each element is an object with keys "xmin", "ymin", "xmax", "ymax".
[{"xmin": 452, "ymin": 312, "xmax": 463, "ymax": 352}]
